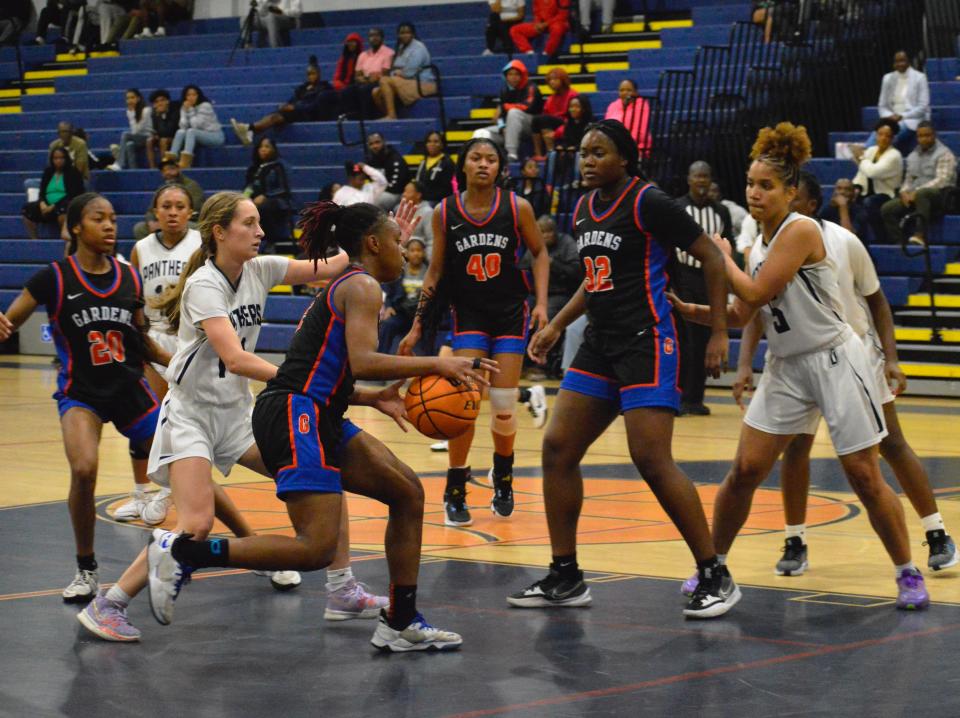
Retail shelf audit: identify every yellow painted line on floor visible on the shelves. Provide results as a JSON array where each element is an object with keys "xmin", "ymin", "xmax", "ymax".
[
  {"xmin": 946, "ymin": 263, "xmax": 960, "ymax": 276},
  {"xmin": 649, "ymin": 19, "xmax": 694, "ymax": 30},
  {"xmin": 901, "ymin": 363, "xmax": 960, "ymax": 379},
  {"xmin": 895, "ymin": 328, "xmax": 960, "ymax": 342},
  {"xmin": 0, "ymin": 106, "xmax": 22, "ymax": 114},
  {"xmin": 570, "ymin": 39, "xmax": 661, "ymax": 53},
  {"xmin": 24, "ymin": 68, "xmax": 87, "ymax": 80},
  {"xmin": 542, "ymin": 82, "xmax": 597, "ymax": 95},
  {"xmin": 908, "ymin": 294, "xmax": 960, "ymax": 308},
  {"xmin": 470, "ymin": 107, "xmax": 497, "ymax": 119}
]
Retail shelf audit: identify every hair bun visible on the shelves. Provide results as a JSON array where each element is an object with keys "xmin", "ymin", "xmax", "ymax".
[{"xmin": 750, "ymin": 122, "xmax": 812, "ymax": 167}]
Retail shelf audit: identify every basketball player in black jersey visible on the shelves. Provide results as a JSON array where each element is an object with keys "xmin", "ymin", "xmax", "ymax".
[
  {"xmin": 506, "ymin": 120, "xmax": 740, "ymax": 618},
  {"xmin": 399, "ymin": 137, "xmax": 550, "ymax": 526},
  {"xmin": 0, "ymin": 193, "xmax": 170, "ymax": 603},
  {"xmin": 148, "ymin": 200, "xmax": 497, "ymax": 652}
]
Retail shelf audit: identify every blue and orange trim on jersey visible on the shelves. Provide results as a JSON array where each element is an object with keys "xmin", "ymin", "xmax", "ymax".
[
  {"xmin": 631, "ymin": 182, "xmax": 672, "ymax": 326},
  {"xmin": 274, "ymin": 394, "xmax": 343, "ymax": 498},
  {"xmin": 67, "ymin": 255, "xmax": 122, "ymax": 298},
  {"xmin": 49, "ymin": 261, "xmax": 74, "ymax": 395},
  {"xmin": 454, "ymin": 187, "xmax": 502, "ymax": 226},
  {"xmin": 450, "ymin": 301, "xmax": 530, "ymax": 355}
]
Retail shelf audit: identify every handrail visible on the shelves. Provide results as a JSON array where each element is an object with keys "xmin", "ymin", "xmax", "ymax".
[
  {"xmin": 336, "ymin": 112, "xmax": 367, "ymax": 148},
  {"xmin": 901, "ymin": 235, "xmax": 945, "ymax": 344},
  {"xmin": 416, "ymin": 63, "xmax": 446, "ymax": 137}
]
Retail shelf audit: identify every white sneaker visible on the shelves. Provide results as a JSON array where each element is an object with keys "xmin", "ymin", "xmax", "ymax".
[
  {"xmin": 525, "ymin": 384, "xmax": 548, "ymax": 428},
  {"xmin": 370, "ymin": 610, "xmax": 462, "ymax": 652},
  {"xmin": 155, "ymin": 26, "xmax": 166, "ymax": 36},
  {"xmin": 106, "ymin": 162, "xmax": 121, "ymax": 171},
  {"xmin": 253, "ymin": 570, "xmax": 302, "ymax": 591},
  {"xmin": 62, "ymin": 568, "xmax": 99, "ymax": 603},
  {"xmin": 141, "ymin": 488, "xmax": 171, "ymax": 526},
  {"xmin": 481, "ymin": 48, "xmax": 494, "ymax": 55},
  {"xmin": 113, "ymin": 493, "xmax": 146, "ymax": 522},
  {"xmin": 147, "ymin": 529, "xmax": 188, "ymax": 625},
  {"xmin": 430, "ymin": 440, "xmax": 449, "ymax": 452},
  {"xmin": 139, "ymin": 27, "xmax": 153, "ymax": 37},
  {"xmin": 230, "ymin": 118, "xmax": 252, "ymax": 146}
]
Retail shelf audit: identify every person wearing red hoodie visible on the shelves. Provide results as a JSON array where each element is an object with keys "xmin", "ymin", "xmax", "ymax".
[
  {"xmin": 531, "ymin": 67, "xmax": 577, "ymax": 157},
  {"xmin": 482, "ymin": 60, "xmax": 544, "ymax": 162},
  {"xmin": 509, "ymin": 0, "xmax": 570, "ymax": 59},
  {"xmin": 332, "ymin": 32, "xmax": 363, "ymax": 91}
]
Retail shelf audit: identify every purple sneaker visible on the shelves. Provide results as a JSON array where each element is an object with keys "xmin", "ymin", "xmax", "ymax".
[
  {"xmin": 681, "ymin": 571, "xmax": 699, "ymax": 597},
  {"xmin": 324, "ymin": 578, "xmax": 389, "ymax": 621},
  {"xmin": 77, "ymin": 590, "xmax": 141, "ymax": 642},
  {"xmin": 896, "ymin": 568, "xmax": 930, "ymax": 610}
]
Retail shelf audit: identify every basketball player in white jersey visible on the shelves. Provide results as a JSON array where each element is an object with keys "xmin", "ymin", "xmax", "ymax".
[
  {"xmin": 111, "ymin": 184, "xmax": 201, "ymax": 525},
  {"xmin": 78, "ymin": 193, "xmax": 384, "ymax": 641},
  {"xmin": 732, "ymin": 171, "xmax": 956, "ymax": 575},
  {"xmin": 671, "ymin": 122, "xmax": 929, "ymax": 610}
]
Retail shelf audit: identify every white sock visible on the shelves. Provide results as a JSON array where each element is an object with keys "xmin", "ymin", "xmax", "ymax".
[
  {"xmin": 785, "ymin": 524, "xmax": 807, "ymax": 544},
  {"xmin": 326, "ymin": 566, "xmax": 354, "ymax": 593},
  {"xmin": 894, "ymin": 561, "xmax": 917, "ymax": 579},
  {"xmin": 716, "ymin": 554, "xmax": 727, "ymax": 565},
  {"xmin": 132, "ymin": 485, "xmax": 147, "ymax": 498},
  {"xmin": 105, "ymin": 585, "xmax": 132, "ymax": 606},
  {"xmin": 921, "ymin": 513, "xmax": 945, "ymax": 534}
]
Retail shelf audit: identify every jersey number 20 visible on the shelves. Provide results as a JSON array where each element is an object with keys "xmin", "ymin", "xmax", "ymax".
[
  {"xmin": 583, "ymin": 256, "xmax": 613, "ymax": 292},
  {"xmin": 87, "ymin": 330, "xmax": 126, "ymax": 366},
  {"xmin": 466, "ymin": 253, "xmax": 501, "ymax": 282}
]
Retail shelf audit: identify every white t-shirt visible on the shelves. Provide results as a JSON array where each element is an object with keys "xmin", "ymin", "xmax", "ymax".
[
  {"xmin": 747, "ymin": 213, "xmax": 849, "ymax": 358},
  {"xmin": 821, "ymin": 220, "xmax": 880, "ymax": 339},
  {"xmin": 134, "ymin": 229, "xmax": 202, "ymax": 335},
  {"xmin": 490, "ymin": 0, "xmax": 524, "ymax": 21},
  {"xmin": 166, "ymin": 255, "xmax": 288, "ymax": 405},
  {"xmin": 333, "ymin": 165, "xmax": 388, "ymax": 206}
]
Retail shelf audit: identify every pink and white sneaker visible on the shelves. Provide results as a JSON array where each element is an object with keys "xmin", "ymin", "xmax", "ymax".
[{"xmin": 324, "ymin": 578, "xmax": 389, "ymax": 621}]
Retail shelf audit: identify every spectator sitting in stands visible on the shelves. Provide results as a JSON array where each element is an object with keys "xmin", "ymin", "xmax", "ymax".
[
  {"xmin": 167, "ymin": 84, "xmax": 224, "ymax": 168},
  {"xmin": 414, "ymin": 130, "xmax": 456, "ymax": 205},
  {"xmin": 231, "ymin": 56, "xmax": 335, "ymax": 146},
  {"xmin": 244, "ymin": 137, "xmax": 293, "ymax": 254},
  {"xmin": 0, "ymin": 0, "xmax": 31, "ymax": 46},
  {"xmin": 870, "ymin": 50, "xmax": 930, "ymax": 155},
  {"xmin": 103, "ymin": 0, "xmax": 147, "ymax": 43},
  {"xmin": 21, "ymin": 147, "xmax": 84, "ymax": 241},
  {"xmin": 881, "ymin": 121, "xmax": 957, "ymax": 247},
  {"xmin": 402, "ymin": 180, "xmax": 435, "ymax": 257},
  {"xmin": 332, "ymin": 162, "xmax": 388, "ymax": 206},
  {"xmin": 378, "ymin": 237, "xmax": 429, "ymax": 354},
  {"xmin": 509, "ymin": 0, "xmax": 570, "ymax": 61},
  {"xmin": 318, "ymin": 182, "xmax": 342, "ymax": 202},
  {"xmin": 332, "ymin": 33, "xmax": 363, "ymax": 91},
  {"xmin": 107, "ymin": 88, "xmax": 154, "ymax": 171},
  {"xmin": 851, "ymin": 117, "xmax": 903, "ymax": 242},
  {"xmin": 820, "ymin": 177, "xmax": 868, "ymax": 239},
  {"xmin": 133, "ymin": 0, "xmax": 192, "ymax": 38},
  {"xmin": 708, "ymin": 181, "xmax": 748, "ymax": 238},
  {"xmin": 751, "ymin": 1, "xmax": 774, "ymax": 44},
  {"xmin": 365, "ymin": 131, "xmax": 410, "ymax": 211},
  {"xmin": 554, "ymin": 93, "xmax": 593, "ymax": 151},
  {"xmin": 484, "ymin": 0, "xmax": 525, "ymax": 56},
  {"xmin": 340, "ymin": 27, "xmax": 394, "ymax": 118},
  {"xmin": 133, "ymin": 157, "xmax": 204, "ymax": 239},
  {"xmin": 510, "ymin": 158, "xmax": 548, "ymax": 216},
  {"xmin": 33, "ymin": 0, "xmax": 76, "ymax": 45},
  {"xmin": 604, "ymin": 79, "xmax": 652, "ymax": 155},
  {"xmin": 49, "ymin": 121, "xmax": 89, "ymax": 181},
  {"xmin": 579, "ymin": 0, "xmax": 615, "ymax": 36},
  {"xmin": 485, "ymin": 59, "xmax": 544, "ymax": 162},
  {"xmin": 247, "ymin": 0, "xmax": 301, "ymax": 49},
  {"xmin": 531, "ymin": 67, "xmax": 577, "ymax": 159},
  {"xmin": 147, "ymin": 89, "xmax": 180, "ymax": 169},
  {"xmin": 373, "ymin": 22, "xmax": 436, "ymax": 120}
]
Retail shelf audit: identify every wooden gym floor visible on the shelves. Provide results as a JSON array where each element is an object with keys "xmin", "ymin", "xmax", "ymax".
[{"xmin": 2, "ymin": 355, "xmax": 960, "ymax": 716}]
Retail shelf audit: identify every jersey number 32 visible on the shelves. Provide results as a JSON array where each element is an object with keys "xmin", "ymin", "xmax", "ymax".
[{"xmin": 583, "ymin": 256, "xmax": 613, "ymax": 292}]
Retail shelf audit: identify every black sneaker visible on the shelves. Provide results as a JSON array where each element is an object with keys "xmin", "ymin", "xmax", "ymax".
[
  {"xmin": 490, "ymin": 472, "xmax": 514, "ymax": 517},
  {"xmin": 925, "ymin": 529, "xmax": 959, "ymax": 571},
  {"xmin": 443, "ymin": 486, "xmax": 472, "ymax": 527},
  {"xmin": 507, "ymin": 569, "xmax": 592, "ymax": 608},
  {"xmin": 683, "ymin": 564, "xmax": 740, "ymax": 619},
  {"xmin": 774, "ymin": 536, "xmax": 809, "ymax": 576}
]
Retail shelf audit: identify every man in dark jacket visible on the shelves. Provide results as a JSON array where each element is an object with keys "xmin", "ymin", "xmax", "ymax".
[{"xmin": 365, "ymin": 132, "xmax": 410, "ymax": 211}]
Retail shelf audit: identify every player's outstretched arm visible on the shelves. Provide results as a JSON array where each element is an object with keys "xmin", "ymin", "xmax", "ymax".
[
  {"xmin": 686, "ymin": 233, "xmax": 729, "ymax": 377},
  {"xmin": 282, "ymin": 250, "xmax": 351, "ymax": 286},
  {"xmin": 666, "ymin": 291, "xmax": 754, "ymax": 329},
  {"xmin": 0, "ymin": 290, "xmax": 40, "ymax": 341},
  {"xmin": 202, "ymin": 316, "xmax": 279, "ymax": 382},
  {"xmin": 724, "ymin": 221, "xmax": 821, "ymax": 307},
  {"xmin": 342, "ymin": 273, "xmax": 496, "ymax": 384}
]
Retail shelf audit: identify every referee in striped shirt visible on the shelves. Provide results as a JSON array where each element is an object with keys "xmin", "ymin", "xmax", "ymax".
[{"xmin": 673, "ymin": 161, "xmax": 733, "ymax": 415}]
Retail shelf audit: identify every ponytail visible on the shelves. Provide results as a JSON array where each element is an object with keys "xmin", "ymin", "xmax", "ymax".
[{"xmin": 298, "ymin": 200, "xmax": 387, "ymax": 266}]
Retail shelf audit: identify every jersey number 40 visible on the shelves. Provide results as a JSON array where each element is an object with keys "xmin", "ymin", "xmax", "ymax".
[{"xmin": 466, "ymin": 253, "xmax": 502, "ymax": 282}]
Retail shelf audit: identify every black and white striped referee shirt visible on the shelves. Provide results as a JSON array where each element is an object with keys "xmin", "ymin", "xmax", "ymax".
[{"xmin": 675, "ymin": 197, "xmax": 733, "ymax": 269}]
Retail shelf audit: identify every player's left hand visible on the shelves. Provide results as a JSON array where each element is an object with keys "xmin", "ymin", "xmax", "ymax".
[
  {"xmin": 705, "ymin": 330, "xmax": 728, "ymax": 378},
  {"xmin": 392, "ymin": 198, "xmax": 422, "ymax": 247},
  {"xmin": 712, "ymin": 233, "xmax": 733, "ymax": 258},
  {"xmin": 885, "ymin": 360, "xmax": 908, "ymax": 396},
  {"xmin": 665, "ymin": 291, "xmax": 694, "ymax": 318},
  {"xmin": 530, "ymin": 303, "xmax": 549, "ymax": 333},
  {"xmin": 0, "ymin": 311, "xmax": 13, "ymax": 341},
  {"xmin": 373, "ymin": 379, "xmax": 410, "ymax": 432}
]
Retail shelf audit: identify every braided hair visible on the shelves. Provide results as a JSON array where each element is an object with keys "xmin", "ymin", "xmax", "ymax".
[
  {"xmin": 297, "ymin": 200, "xmax": 387, "ymax": 266},
  {"xmin": 582, "ymin": 119, "xmax": 641, "ymax": 177}
]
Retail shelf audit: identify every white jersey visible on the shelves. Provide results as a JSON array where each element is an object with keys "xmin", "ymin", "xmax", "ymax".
[
  {"xmin": 820, "ymin": 220, "xmax": 881, "ymax": 339},
  {"xmin": 134, "ymin": 230, "xmax": 202, "ymax": 334},
  {"xmin": 748, "ymin": 213, "xmax": 849, "ymax": 358},
  {"xmin": 166, "ymin": 255, "xmax": 288, "ymax": 405}
]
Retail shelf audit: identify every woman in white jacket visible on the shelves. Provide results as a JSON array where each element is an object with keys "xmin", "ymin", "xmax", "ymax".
[
  {"xmin": 108, "ymin": 88, "xmax": 154, "ymax": 171},
  {"xmin": 852, "ymin": 118, "xmax": 903, "ymax": 242},
  {"xmin": 169, "ymin": 85, "xmax": 225, "ymax": 169}
]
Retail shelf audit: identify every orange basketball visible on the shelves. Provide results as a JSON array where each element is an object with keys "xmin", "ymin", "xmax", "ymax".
[{"xmin": 404, "ymin": 375, "xmax": 481, "ymax": 440}]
